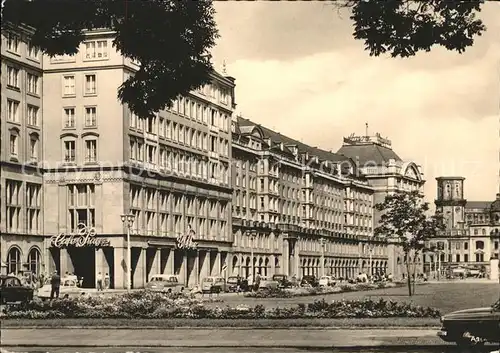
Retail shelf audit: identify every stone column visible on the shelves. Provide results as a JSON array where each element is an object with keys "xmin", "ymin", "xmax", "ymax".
[
  {"xmin": 283, "ymin": 237, "xmax": 289, "ymax": 277},
  {"xmin": 213, "ymin": 251, "xmax": 221, "ymax": 275},
  {"xmin": 59, "ymin": 248, "xmax": 74, "ymax": 276},
  {"xmin": 133, "ymin": 248, "xmax": 147, "ymax": 288},
  {"xmin": 113, "ymin": 247, "xmax": 126, "ymax": 289}
]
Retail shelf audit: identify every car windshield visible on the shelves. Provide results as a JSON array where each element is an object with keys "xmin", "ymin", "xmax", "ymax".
[{"xmin": 3, "ymin": 277, "xmax": 21, "ymax": 287}]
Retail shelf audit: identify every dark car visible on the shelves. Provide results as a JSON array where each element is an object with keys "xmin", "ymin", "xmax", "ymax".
[
  {"xmin": 437, "ymin": 299, "xmax": 500, "ymax": 347},
  {"xmin": 227, "ymin": 276, "xmax": 249, "ymax": 292},
  {"xmin": 300, "ymin": 275, "xmax": 319, "ymax": 287},
  {"xmin": 272, "ymin": 274, "xmax": 292, "ymax": 289},
  {"xmin": 0, "ymin": 275, "xmax": 34, "ymax": 305}
]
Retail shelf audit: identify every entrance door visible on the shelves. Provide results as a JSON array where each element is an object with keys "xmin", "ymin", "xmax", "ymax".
[{"xmin": 68, "ymin": 247, "xmax": 95, "ymax": 288}]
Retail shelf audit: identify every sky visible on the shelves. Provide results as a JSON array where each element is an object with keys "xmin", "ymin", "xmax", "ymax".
[{"xmin": 210, "ymin": 1, "xmax": 500, "ymax": 204}]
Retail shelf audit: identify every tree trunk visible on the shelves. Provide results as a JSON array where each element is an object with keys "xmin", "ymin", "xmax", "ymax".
[{"xmin": 406, "ymin": 261, "xmax": 412, "ymax": 297}]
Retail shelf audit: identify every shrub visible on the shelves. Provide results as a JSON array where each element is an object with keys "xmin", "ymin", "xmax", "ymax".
[{"xmin": 1, "ymin": 290, "xmax": 440, "ymax": 320}]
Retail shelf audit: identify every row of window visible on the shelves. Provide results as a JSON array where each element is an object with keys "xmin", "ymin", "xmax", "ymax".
[
  {"xmin": 9, "ymin": 129, "xmax": 39, "ymax": 162},
  {"xmin": 52, "ymin": 39, "xmax": 108, "ymax": 63},
  {"xmin": 131, "ymin": 115, "xmax": 230, "ymax": 156},
  {"xmin": 6, "ymin": 66, "xmax": 40, "ymax": 94},
  {"xmin": 5, "ymin": 33, "xmax": 40, "ymax": 60},
  {"xmin": 129, "ymin": 186, "xmax": 230, "ymax": 240},
  {"xmin": 139, "ymin": 100, "xmax": 231, "ymax": 133},
  {"xmin": 5, "ymin": 247, "xmax": 42, "ymax": 277},
  {"xmin": 63, "ymin": 106, "xmax": 97, "ymax": 128},
  {"xmin": 4, "ymin": 180, "xmax": 42, "ymax": 233},
  {"xmin": 62, "ymin": 74, "xmax": 96, "ymax": 96},
  {"xmin": 7, "ymin": 99, "xmax": 40, "ymax": 126}
]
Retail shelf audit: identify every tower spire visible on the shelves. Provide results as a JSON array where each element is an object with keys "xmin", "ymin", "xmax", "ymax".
[
  {"xmin": 222, "ymin": 60, "xmax": 227, "ymax": 75},
  {"xmin": 365, "ymin": 122, "xmax": 369, "ymax": 137}
]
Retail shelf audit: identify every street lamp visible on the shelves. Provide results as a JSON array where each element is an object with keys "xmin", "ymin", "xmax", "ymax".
[{"xmin": 120, "ymin": 213, "xmax": 135, "ymax": 291}]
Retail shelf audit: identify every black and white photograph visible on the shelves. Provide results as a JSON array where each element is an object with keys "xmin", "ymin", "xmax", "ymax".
[{"xmin": 0, "ymin": 1, "xmax": 499, "ymax": 353}]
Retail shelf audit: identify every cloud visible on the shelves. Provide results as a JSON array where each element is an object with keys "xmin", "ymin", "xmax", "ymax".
[{"xmin": 212, "ymin": 1, "xmax": 500, "ymax": 203}]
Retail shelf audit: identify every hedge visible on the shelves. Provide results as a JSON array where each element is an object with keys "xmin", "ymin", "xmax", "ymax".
[{"xmin": 1, "ymin": 290, "xmax": 440, "ymax": 320}]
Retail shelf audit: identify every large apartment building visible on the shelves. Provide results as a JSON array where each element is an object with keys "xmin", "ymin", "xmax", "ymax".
[
  {"xmin": 231, "ymin": 117, "xmax": 388, "ymax": 280},
  {"xmin": 1, "ymin": 25, "xmax": 44, "ymax": 278},
  {"xmin": 40, "ymin": 29, "xmax": 236, "ymax": 289}
]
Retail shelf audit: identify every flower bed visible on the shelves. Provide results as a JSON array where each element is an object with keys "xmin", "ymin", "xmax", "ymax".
[
  {"xmin": 0, "ymin": 291, "xmax": 440, "ymax": 320},
  {"xmin": 244, "ymin": 281, "xmax": 399, "ymax": 298}
]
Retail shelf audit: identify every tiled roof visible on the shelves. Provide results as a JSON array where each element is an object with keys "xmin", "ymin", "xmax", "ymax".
[
  {"xmin": 336, "ymin": 144, "xmax": 402, "ymax": 166},
  {"xmin": 465, "ymin": 201, "xmax": 491, "ymax": 210},
  {"xmin": 236, "ymin": 116, "xmax": 349, "ymax": 164}
]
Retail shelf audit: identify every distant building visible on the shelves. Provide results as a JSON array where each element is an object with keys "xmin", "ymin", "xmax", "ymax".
[
  {"xmin": 424, "ymin": 176, "xmax": 500, "ymax": 277},
  {"xmin": 337, "ymin": 131, "xmax": 426, "ymax": 279}
]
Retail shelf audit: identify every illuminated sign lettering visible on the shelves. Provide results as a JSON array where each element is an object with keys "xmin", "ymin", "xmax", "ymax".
[
  {"xmin": 50, "ymin": 223, "xmax": 110, "ymax": 248},
  {"xmin": 176, "ymin": 227, "xmax": 198, "ymax": 250}
]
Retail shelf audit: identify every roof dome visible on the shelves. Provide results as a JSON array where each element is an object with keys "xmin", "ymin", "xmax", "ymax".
[{"xmin": 490, "ymin": 193, "xmax": 500, "ymax": 211}]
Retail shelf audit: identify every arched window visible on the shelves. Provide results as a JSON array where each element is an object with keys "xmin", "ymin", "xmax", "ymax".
[
  {"xmin": 7, "ymin": 247, "xmax": 21, "ymax": 275},
  {"xmin": 28, "ymin": 247, "xmax": 41, "ymax": 275}
]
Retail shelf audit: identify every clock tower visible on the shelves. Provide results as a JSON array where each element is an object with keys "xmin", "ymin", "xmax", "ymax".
[{"xmin": 435, "ymin": 177, "xmax": 466, "ymax": 230}]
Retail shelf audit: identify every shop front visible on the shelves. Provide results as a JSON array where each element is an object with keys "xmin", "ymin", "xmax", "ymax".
[{"xmin": 48, "ymin": 223, "xmax": 116, "ymax": 288}]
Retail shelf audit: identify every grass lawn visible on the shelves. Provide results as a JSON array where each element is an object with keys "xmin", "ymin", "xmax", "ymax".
[
  {"xmin": 0, "ymin": 317, "xmax": 439, "ymax": 328},
  {"xmin": 213, "ymin": 282, "xmax": 500, "ymax": 314}
]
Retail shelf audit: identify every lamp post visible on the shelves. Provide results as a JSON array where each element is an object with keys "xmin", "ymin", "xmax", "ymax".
[
  {"xmin": 320, "ymin": 238, "xmax": 325, "ymax": 277},
  {"xmin": 120, "ymin": 213, "xmax": 135, "ymax": 291}
]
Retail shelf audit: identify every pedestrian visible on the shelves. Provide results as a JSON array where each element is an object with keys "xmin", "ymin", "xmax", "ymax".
[
  {"xmin": 96, "ymin": 272, "xmax": 103, "ymax": 291},
  {"xmin": 254, "ymin": 272, "xmax": 261, "ymax": 292},
  {"xmin": 50, "ymin": 270, "xmax": 61, "ymax": 300},
  {"xmin": 104, "ymin": 273, "xmax": 110, "ymax": 289}
]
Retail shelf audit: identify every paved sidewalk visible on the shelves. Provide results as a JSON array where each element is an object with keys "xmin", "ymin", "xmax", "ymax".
[{"xmin": 1, "ymin": 328, "xmax": 453, "ymax": 348}]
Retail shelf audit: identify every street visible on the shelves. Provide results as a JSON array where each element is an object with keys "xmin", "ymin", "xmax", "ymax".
[
  {"xmin": 207, "ymin": 282, "xmax": 500, "ymax": 314},
  {"xmin": 1, "ymin": 348, "xmax": 499, "ymax": 353}
]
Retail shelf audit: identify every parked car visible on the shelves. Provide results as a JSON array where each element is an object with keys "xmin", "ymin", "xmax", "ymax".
[
  {"xmin": 227, "ymin": 276, "xmax": 249, "ymax": 292},
  {"xmin": 145, "ymin": 274, "xmax": 184, "ymax": 293},
  {"xmin": 37, "ymin": 277, "xmax": 89, "ymax": 300},
  {"xmin": 319, "ymin": 275, "xmax": 336, "ymax": 287},
  {"xmin": 0, "ymin": 275, "xmax": 34, "ymax": 305},
  {"xmin": 258, "ymin": 277, "xmax": 279, "ymax": 290},
  {"xmin": 437, "ymin": 299, "xmax": 500, "ymax": 347},
  {"xmin": 272, "ymin": 274, "xmax": 292, "ymax": 289},
  {"xmin": 300, "ymin": 275, "xmax": 319, "ymax": 287},
  {"xmin": 201, "ymin": 276, "xmax": 226, "ymax": 293}
]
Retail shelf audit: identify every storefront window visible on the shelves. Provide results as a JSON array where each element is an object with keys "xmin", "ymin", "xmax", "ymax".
[
  {"xmin": 28, "ymin": 247, "xmax": 41, "ymax": 275},
  {"xmin": 7, "ymin": 247, "xmax": 21, "ymax": 275}
]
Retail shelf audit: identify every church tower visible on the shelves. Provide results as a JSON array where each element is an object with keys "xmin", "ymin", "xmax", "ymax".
[{"xmin": 435, "ymin": 177, "xmax": 466, "ymax": 230}]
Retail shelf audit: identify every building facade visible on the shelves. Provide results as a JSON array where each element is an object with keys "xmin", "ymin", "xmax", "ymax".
[
  {"xmin": 337, "ymin": 132, "xmax": 426, "ymax": 279},
  {"xmin": 425, "ymin": 176, "xmax": 500, "ymax": 277},
  {"xmin": 1, "ymin": 26, "xmax": 44, "ymax": 278},
  {"xmin": 230, "ymin": 117, "xmax": 388, "ymax": 280},
  {"xmin": 40, "ymin": 29, "xmax": 236, "ymax": 289}
]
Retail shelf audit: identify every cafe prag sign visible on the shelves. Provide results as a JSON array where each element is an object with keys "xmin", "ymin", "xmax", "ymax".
[
  {"xmin": 50, "ymin": 223, "xmax": 111, "ymax": 248},
  {"xmin": 176, "ymin": 227, "xmax": 198, "ymax": 250}
]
